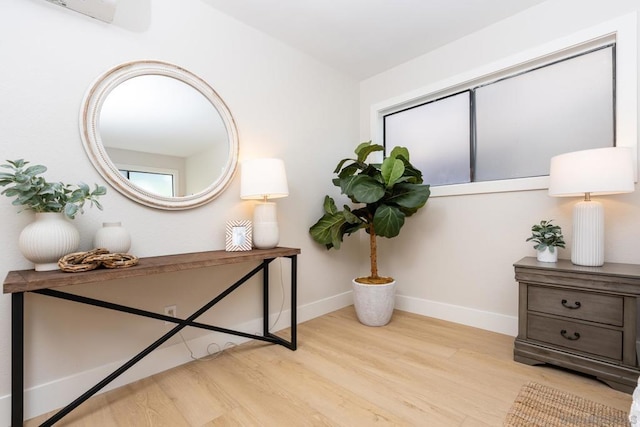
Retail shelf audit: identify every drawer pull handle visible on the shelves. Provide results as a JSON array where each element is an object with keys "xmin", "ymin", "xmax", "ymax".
[
  {"xmin": 560, "ymin": 329, "xmax": 581, "ymax": 341},
  {"xmin": 561, "ymin": 299, "xmax": 581, "ymax": 309}
]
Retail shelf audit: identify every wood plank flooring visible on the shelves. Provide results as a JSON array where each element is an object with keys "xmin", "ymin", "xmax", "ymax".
[{"xmin": 26, "ymin": 307, "xmax": 633, "ymax": 426}]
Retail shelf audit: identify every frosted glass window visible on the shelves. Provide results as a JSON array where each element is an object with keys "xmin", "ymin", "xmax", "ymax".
[
  {"xmin": 382, "ymin": 46, "xmax": 614, "ymax": 188},
  {"xmin": 384, "ymin": 92, "xmax": 471, "ymax": 186},
  {"xmin": 474, "ymin": 46, "xmax": 614, "ymax": 181}
]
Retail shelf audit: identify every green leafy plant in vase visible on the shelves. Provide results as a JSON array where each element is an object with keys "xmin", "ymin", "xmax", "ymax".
[
  {"xmin": 0, "ymin": 159, "xmax": 106, "ymax": 218},
  {"xmin": 526, "ymin": 219, "xmax": 565, "ymax": 263},
  {"xmin": 0, "ymin": 159, "xmax": 107, "ymax": 270},
  {"xmin": 309, "ymin": 142, "xmax": 430, "ymax": 325}
]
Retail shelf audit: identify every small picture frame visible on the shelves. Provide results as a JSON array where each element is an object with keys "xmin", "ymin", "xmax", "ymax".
[{"xmin": 225, "ymin": 220, "xmax": 252, "ymax": 251}]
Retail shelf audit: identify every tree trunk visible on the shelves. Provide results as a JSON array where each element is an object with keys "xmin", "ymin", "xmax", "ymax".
[{"xmin": 369, "ymin": 223, "xmax": 378, "ymax": 279}]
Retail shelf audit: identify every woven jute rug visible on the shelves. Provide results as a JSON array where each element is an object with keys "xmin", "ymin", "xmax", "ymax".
[{"xmin": 504, "ymin": 382, "xmax": 630, "ymax": 426}]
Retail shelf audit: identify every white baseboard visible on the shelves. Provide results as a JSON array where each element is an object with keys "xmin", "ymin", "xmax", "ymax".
[
  {"xmin": 0, "ymin": 291, "xmax": 513, "ymax": 423},
  {"xmin": 395, "ymin": 294, "xmax": 518, "ymax": 337},
  {"xmin": 0, "ymin": 291, "xmax": 354, "ymax": 423}
]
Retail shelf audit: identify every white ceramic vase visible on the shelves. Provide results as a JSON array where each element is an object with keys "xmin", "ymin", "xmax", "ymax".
[
  {"xmin": 19, "ymin": 212, "xmax": 80, "ymax": 271},
  {"xmin": 93, "ymin": 222, "xmax": 131, "ymax": 253},
  {"xmin": 537, "ymin": 246, "xmax": 558, "ymax": 263},
  {"xmin": 351, "ymin": 279, "xmax": 397, "ymax": 327}
]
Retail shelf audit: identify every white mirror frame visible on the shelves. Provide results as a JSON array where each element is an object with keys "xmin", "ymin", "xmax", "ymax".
[{"xmin": 80, "ymin": 60, "xmax": 239, "ymax": 210}]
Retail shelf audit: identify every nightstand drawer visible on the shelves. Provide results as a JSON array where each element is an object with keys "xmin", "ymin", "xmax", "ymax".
[
  {"xmin": 527, "ymin": 314, "xmax": 622, "ymax": 360},
  {"xmin": 528, "ymin": 285, "xmax": 623, "ymax": 326}
]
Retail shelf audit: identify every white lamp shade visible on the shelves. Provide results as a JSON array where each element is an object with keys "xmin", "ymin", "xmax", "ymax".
[
  {"xmin": 240, "ymin": 158, "xmax": 289, "ymax": 200},
  {"xmin": 549, "ymin": 147, "xmax": 635, "ymax": 197}
]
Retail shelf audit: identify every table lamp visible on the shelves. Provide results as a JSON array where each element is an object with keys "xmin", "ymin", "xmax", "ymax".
[
  {"xmin": 548, "ymin": 147, "xmax": 634, "ymax": 266},
  {"xmin": 240, "ymin": 158, "xmax": 289, "ymax": 249}
]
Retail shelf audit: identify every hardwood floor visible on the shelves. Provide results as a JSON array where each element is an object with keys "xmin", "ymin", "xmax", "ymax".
[{"xmin": 26, "ymin": 307, "xmax": 632, "ymax": 426}]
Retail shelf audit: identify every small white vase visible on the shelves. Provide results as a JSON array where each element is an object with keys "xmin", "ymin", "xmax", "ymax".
[
  {"xmin": 537, "ymin": 247, "xmax": 558, "ymax": 263},
  {"xmin": 19, "ymin": 212, "xmax": 80, "ymax": 271},
  {"xmin": 93, "ymin": 222, "xmax": 131, "ymax": 253},
  {"xmin": 352, "ymin": 279, "xmax": 397, "ymax": 327}
]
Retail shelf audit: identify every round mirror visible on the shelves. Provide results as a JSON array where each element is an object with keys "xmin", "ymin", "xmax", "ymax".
[{"xmin": 80, "ymin": 60, "xmax": 239, "ymax": 210}]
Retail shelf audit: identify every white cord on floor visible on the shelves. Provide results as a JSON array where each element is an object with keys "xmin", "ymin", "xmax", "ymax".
[
  {"xmin": 177, "ymin": 257, "xmax": 287, "ymax": 361},
  {"xmin": 178, "ymin": 330, "xmax": 237, "ymax": 362}
]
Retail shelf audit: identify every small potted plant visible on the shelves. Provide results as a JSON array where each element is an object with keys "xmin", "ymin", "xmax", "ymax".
[
  {"xmin": 0, "ymin": 159, "xmax": 107, "ymax": 270},
  {"xmin": 309, "ymin": 142, "xmax": 430, "ymax": 326},
  {"xmin": 526, "ymin": 219, "xmax": 565, "ymax": 263}
]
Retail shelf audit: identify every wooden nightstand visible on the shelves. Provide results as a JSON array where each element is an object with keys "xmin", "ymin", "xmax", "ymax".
[{"xmin": 514, "ymin": 257, "xmax": 640, "ymax": 393}]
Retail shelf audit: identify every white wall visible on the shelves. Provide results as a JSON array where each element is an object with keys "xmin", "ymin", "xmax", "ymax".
[
  {"xmin": 6, "ymin": 0, "xmax": 640, "ymax": 422},
  {"xmin": 0, "ymin": 0, "xmax": 360, "ymax": 421},
  {"xmin": 360, "ymin": 0, "xmax": 640, "ymax": 335}
]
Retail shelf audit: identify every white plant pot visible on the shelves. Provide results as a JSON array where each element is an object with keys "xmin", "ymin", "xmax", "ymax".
[
  {"xmin": 351, "ymin": 279, "xmax": 397, "ymax": 327},
  {"xmin": 19, "ymin": 212, "xmax": 80, "ymax": 271},
  {"xmin": 537, "ymin": 246, "xmax": 558, "ymax": 263}
]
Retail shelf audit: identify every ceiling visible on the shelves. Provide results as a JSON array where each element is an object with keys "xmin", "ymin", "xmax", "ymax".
[{"xmin": 203, "ymin": 0, "xmax": 548, "ymax": 80}]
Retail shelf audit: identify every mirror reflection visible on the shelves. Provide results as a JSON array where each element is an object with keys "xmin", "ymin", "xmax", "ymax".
[
  {"xmin": 100, "ymin": 75, "xmax": 229, "ymax": 197},
  {"xmin": 80, "ymin": 61, "xmax": 239, "ymax": 210}
]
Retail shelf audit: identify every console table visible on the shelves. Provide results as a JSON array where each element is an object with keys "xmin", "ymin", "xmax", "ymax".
[
  {"xmin": 513, "ymin": 256, "xmax": 640, "ymax": 393},
  {"xmin": 4, "ymin": 247, "xmax": 300, "ymax": 426}
]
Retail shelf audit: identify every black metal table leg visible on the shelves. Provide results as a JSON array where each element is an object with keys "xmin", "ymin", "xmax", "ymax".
[
  {"xmin": 262, "ymin": 255, "xmax": 298, "ymax": 350},
  {"xmin": 290, "ymin": 255, "xmax": 297, "ymax": 350},
  {"xmin": 263, "ymin": 259, "xmax": 270, "ymax": 336},
  {"xmin": 12, "ymin": 292, "xmax": 24, "ymax": 427}
]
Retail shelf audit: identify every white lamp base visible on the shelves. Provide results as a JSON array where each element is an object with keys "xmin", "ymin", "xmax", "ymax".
[
  {"xmin": 571, "ymin": 200, "xmax": 604, "ymax": 266},
  {"xmin": 252, "ymin": 202, "xmax": 280, "ymax": 249}
]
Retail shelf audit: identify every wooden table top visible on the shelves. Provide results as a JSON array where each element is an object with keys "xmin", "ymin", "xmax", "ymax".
[{"xmin": 3, "ymin": 247, "xmax": 301, "ymax": 294}]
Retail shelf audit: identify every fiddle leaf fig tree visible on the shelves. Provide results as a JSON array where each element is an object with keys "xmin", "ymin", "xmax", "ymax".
[{"xmin": 309, "ymin": 142, "xmax": 430, "ymax": 284}]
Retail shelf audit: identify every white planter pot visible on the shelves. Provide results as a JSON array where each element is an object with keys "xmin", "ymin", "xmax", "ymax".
[
  {"xmin": 537, "ymin": 246, "xmax": 558, "ymax": 263},
  {"xmin": 19, "ymin": 212, "xmax": 80, "ymax": 271},
  {"xmin": 352, "ymin": 279, "xmax": 397, "ymax": 327}
]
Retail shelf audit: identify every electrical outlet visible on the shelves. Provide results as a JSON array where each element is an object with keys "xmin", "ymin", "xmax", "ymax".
[{"xmin": 164, "ymin": 305, "xmax": 177, "ymax": 325}]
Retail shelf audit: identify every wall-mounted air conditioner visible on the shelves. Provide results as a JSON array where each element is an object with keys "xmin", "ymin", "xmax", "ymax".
[{"xmin": 46, "ymin": 0, "xmax": 117, "ymax": 23}]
